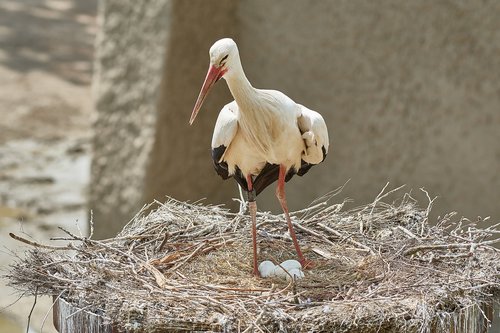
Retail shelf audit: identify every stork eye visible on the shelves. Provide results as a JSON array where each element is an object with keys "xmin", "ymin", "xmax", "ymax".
[{"xmin": 219, "ymin": 54, "xmax": 229, "ymax": 65}]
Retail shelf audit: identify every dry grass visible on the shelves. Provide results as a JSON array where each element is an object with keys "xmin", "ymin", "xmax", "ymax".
[{"xmin": 6, "ymin": 185, "xmax": 500, "ymax": 332}]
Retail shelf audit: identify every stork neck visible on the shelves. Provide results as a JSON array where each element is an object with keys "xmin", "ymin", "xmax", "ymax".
[
  {"xmin": 225, "ymin": 63, "xmax": 258, "ymax": 110},
  {"xmin": 224, "ymin": 60, "xmax": 274, "ymax": 157}
]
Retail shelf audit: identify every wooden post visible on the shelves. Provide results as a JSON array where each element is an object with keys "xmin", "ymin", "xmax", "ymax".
[
  {"xmin": 53, "ymin": 295, "xmax": 494, "ymax": 333},
  {"xmin": 53, "ymin": 297, "xmax": 116, "ymax": 333}
]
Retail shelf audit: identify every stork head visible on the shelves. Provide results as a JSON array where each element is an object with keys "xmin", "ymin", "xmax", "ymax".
[{"xmin": 190, "ymin": 38, "xmax": 238, "ymax": 125}]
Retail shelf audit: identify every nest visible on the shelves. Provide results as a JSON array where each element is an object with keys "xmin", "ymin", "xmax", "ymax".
[{"xmin": 6, "ymin": 186, "xmax": 500, "ymax": 332}]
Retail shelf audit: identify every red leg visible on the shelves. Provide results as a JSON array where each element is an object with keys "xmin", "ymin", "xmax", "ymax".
[
  {"xmin": 247, "ymin": 175, "xmax": 259, "ymax": 277},
  {"xmin": 276, "ymin": 165, "xmax": 311, "ymax": 269}
]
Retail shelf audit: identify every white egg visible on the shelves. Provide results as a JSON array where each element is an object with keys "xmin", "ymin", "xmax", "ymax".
[
  {"xmin": 279, "ymin": 259, "xmax": 302, "ymax": 271},
  {"xmin": 273, "ymin": 260, "xmax": 304, "ymax": 279},
  {"xmin": 273, "ymin": 265, "xmax": 288, "ymax": 278},
  {"xmin": 285, "ymin": 268, "xmax": 305, "ymax": 281},
  {"xmin": 258, "ymin": 260, "xmax": 276, "ymax": 278}
]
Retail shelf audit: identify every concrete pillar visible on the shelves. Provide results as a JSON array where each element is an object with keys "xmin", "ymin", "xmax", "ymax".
[
  {"xmin": 90, "ymin": 0, "xmax": 172, "ymax": 238},
  {"xmin": 142, "ymin": 0, "xmax": 239, "ymax": 208}
]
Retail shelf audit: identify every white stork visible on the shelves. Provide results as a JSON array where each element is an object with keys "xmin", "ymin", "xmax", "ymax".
[{"xmin": 189, "ymin": 38, "xmax": 329, "ymax": 276}]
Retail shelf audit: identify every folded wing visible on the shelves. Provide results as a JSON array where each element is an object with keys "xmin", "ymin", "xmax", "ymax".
[
  {"xmin": 211, "ymin": 103, "xmax": 238, "ymax": 180},
  {"xmin": 296, "ymin": 105, "xmax": 329, "ymax": 176}
]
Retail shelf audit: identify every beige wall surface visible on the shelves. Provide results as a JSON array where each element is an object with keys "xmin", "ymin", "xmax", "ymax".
[
  {"xmin": 234, "ymin": 1, "xmax": 500, "ymax": 219},
  {"xmin": 92, "ymin": 0, "xmax": 500, "ymax": 237}
]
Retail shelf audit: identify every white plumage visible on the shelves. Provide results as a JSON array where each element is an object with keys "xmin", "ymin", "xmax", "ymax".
[
  {"xmin": 190, "ymin": 38, "xmax": 330, "ymax": 276},
  {"xmin": 211, "ymin": 98, "xmax": 329, "ymax": 178}
]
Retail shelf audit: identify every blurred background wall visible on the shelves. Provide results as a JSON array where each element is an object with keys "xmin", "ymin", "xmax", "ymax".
[
  {"xmin": 0, "ymin": 1, "xmax": 96, "ymax": 331},
  {"xmin": 91, "ymin": 0, "xmax": 500, "ymax": 238}
]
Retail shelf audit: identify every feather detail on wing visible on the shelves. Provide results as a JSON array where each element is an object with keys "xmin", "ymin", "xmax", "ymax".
[
  {"xmin": 296, "ymin": 105, "xmax": 329, "ymax": 176},
  {"xmin": 211, "ymin": 103, "xmax": 238, "ymax": 150},
  {"xmin": 211, "ymin": 104, "xmax": 238, "ymax": 180}
]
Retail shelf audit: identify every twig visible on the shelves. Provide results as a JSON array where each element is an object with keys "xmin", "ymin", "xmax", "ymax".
[
  {"xmin": 27, "ymin": 287, "xmax": 38, "ymax": 333},
  {"xmin": 317, "ymin": 223, "xmax": 373, "ymax": 254},
  {"xmin": 370, "ymin": 184, "xmax": 407, "ymax": 216},
  {"xmin": 9, "ymin": 233, "xmax": 71, "ymax": 250},
  {"xmin": 0, "ymin": 292, "xmax": 26, "ymax": 311},
  {"xmin": 361, "ymin": 183, "xmax": 405, "ymax": 234},
  {"xmin": 41, "ymin": 290, "xmax": 66, "ymax": 333},
  {"xmin": 58, "ymin": 226, "xmax": 83, "ymax": 240},
  {"xmin": 311, "ymin": 247, "xmax": 334, "ymax": 259},
  {"xmin": 404, "ymin": 239, "xmax": 500, "ymax": 256},
  {"xmin": 169, "ymin": 241, "xmax": 206, "ymax": 272},
  {"xmin": 368, "ymin": 182, "xmax": 390, "ymax": 216},
  {"xmin": 200, "ymin": 239, "xmax": 235, "ymax": 254},
  {"xmin": 395, "ymin": 226, "xmax": 420, "ymax": 240},
  {"xmin": 292, "ymin": 222, "xmax": 337, "ymax": 246},
  {"xmin": 179, "ymin": 225, "xmax": 214, "ymax": 239},
  {"xmin": 296, "ymin": 181, "xmax": 349, "ymax": 220},
  {"xmin": 157, "ymin": 232, "xmax": 170, "ymax": 252},
  {"xmin": 292, "ymin": 201, "xmax": 329, "ymax": 217},
  {"xmin": 89, "ymin": 209, "xmax": 94, "ymax": 239},
  {"xmin": 420, "ymin": 187, "xmax": 437, "ymax": 236}
]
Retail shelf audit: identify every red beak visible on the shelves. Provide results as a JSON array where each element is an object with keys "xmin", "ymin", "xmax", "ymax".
[{"xmin": 190, "ymin": 65, "xmax": 226, "ymax": 125}]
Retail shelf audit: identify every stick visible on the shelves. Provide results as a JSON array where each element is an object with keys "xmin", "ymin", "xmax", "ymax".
[
  {"xmin": 368, "ymin": 182, "xmax": 390, "ymax": 216},
  {"xmin": 40, "ymin": 290, "xmax": 66, "ymax": 333},
  {"xmin": 89, "ymin": 209, "xmax": 94, "ymax": 239},
  {"xmin": 317, "ymin": 223, "xmax": 373, "ymax": 253},
  {"xmin": 295, "ymin": 181, "xmax": 350, "ymax": 219},
  {"xmin": 292, "ymin": 222, "xmax": 337, "ymax": 246},
  {"xmin": 157, "ymin": 232, "xmax": 169, "ymax": 252},
  {"xmin": 396, "ymin": 226, "xmax": 420, "ymax": 240},
  {"xmin": 27, "ymin": 287, "xmax": 38, "ymax": 333},
  {"xmin": 404, "ymin": 239, "xmax": 500, "ymax": 256},
  {"xmin": 169, "ymin": 242, "xmax": 206, "ymax": 272},
  {"xmin": 360, "ymin": 183, "xmax": 405, "ymax": 234},
  {"xmin": 9, "ymin": 233, "xmax": 71, "ymax": 250},
  {"xmin": 420, "ymin": 187, "xmax": 437, "ymax": 236},
  {"xmin": 369, "ymin": 184, "xmax": 407, "ymax": 216}
]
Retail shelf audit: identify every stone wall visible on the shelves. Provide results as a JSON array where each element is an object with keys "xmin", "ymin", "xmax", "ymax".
[{"xmin": 91, "ymin": 0, "xmax": 500, "ymax": 238}]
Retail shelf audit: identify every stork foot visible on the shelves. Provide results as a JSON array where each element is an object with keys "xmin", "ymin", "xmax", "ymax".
[{"xmin": 300, "ymin": 259, "xmax": 315, "ymax": 270}]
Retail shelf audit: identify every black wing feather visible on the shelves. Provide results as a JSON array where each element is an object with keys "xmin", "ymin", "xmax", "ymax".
[
  {"xmin": 253, "ymin": 163, "xmax": 279, "ymax": 195},
  {"xmin": 297, "ymin": 146, "xmax": 328, "ymax": 176},
  {"xmin": 211, "ymin": 145, "xmax": 230, "ymax": 180},
  {"xmin": 233, "ymin": 167, "xmax": 249, "ymax": 192},
  {"xmin": 212, "ymin": 145, "xmax": 249, "ymax": 191},
  {"xmin": 252, "ymin": 163, "xmax": 296, "ymax": 195},
  {"xmin": 212, "ymin": 145, "xmax": 327, "ymax": 197}
]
